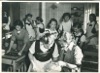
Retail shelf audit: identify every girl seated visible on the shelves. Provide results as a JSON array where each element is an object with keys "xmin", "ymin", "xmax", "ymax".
[
  {"xmin": 58, "ymin": 32, "xmax": 83, "ymax": 72},
  {"xmin": 86, "ymin": 13, "xmax": 98, "ymax": 46},
  {"xmin": 72, "ymin": 22, "xmax": 86, "ymax": 48},
  {"xmin": 28, "ymin": 33, "xmax": 59, "ymax": 72}
]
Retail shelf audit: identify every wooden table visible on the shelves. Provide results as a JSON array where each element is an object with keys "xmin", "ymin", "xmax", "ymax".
[{"xmin": 2, "ymin": 54, "xmax": 26, "ymax": 72}]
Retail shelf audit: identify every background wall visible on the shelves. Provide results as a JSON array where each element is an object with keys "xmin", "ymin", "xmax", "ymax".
[
  {"xmin": 2, "ymin": 2, "xmax": 98, "ymax": 31},
  {"xmin": 20, "ymin": 2, "xmax": 40, "ymax": 21},
  {"xmin": 45, "ymin": 3, "xmax": 71, "ymax": 25}
]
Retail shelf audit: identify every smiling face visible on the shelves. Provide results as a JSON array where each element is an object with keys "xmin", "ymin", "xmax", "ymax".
[
  {"xmin": 27, "ymin": 16, "xmax": 32, "ymax": 22},
  {"xmin": 36, "ymin": 20, "xmax": 41, "ymax": 24},
  {"xmin": 50, "ymin": 21, "xmax": 56, "ymax": 29},
  {"xmin": 15, "ymin": 25, "xmax": 21, "ymax": 31},
  {"xmin": 73, "ymin": 27, "xmax": 80, "ymax": 33},
  {"xmin": 64, "ymin": 16, "xmax": 70, "ymax": 22}
]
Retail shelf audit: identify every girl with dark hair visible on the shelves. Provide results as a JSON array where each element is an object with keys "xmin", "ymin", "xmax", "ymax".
[
  {"xmin": 6, "ymin": 20, "xmax": 30, "ymax": 56},
  {"xmin": 46, "ymin": 18, "xmax": 58, "ymax": 45},
  {"xmin": 72, "ymin": 22, "xmax": 86, "ymax": 48},
  {"xmin": 47, "ymin": 18, "xmax": 58, "ymax": 30},
  {"xmin": 35, "ymin": 16, "xmax": 45, "ymax": 40},
  {"xmin": 58, "ymin": 13, "xmax": 73, "ymax": 34},
  {"xmin": 86, "ymin": 13, "xmax": 98, "ymax": 45},
  {"xmin": 23, "ymin": 13, "xmax": 36, "ymax": 42}
]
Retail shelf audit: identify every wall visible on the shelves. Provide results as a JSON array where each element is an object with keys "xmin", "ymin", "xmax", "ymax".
[
  {"xmin": 20, "ymin": 2, "xmax": 40, "ymax": 21},
  {"xmin": 2, "ymin": 2, "xmax": 20, "ymax": 26},
  {"xmin": 10, "ymin": 2, "xmax": 20, "ymax": 25},
  {"xmin": 45, "ymin": 3, "xmax": 71, "ymax": 25}
]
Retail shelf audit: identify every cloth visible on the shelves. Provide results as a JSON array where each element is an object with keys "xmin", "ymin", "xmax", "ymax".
[
  {"xmin": 25, "ymin": 20, "xmax": 36, "ymax": 41},
  {"xmin": 44, "ymin": 61, "xmax": 61, "ymax": 72},
  {"xmin": 35, "ymin": 23, "xmax": 44, "ymax": 40},
  {"xmin": 11, "ymin": 28, "xmax": 29, "ymax": 52},
  {"xmin": 60, "ymin": 42, "xmax": 83, "ymax": 65},
  {"xmin": 59, "ymin": 20, "xmax": 73, "ymax": 33},
  {"xmin": 28, "ymin": 41, "xmax": 59, "ymax": 72},
  {"xmin": 37, "ymin": 23, "xmax": 44, "ymax": 33},
  {"xmin": 34, "ymin": 40, "xmax": 55, "ymax": 61},
  {"xmin": 45, "ymin": 29, "xmax": 58, "ymax": 46},
  {"xmin": 74, "ymin": 32, "xmax": 86, "ymax": 45},
  {"xmin": 86, "ymin": 21, "xmax": 98, "ymax": 38},
  {"xmin": 86, "ymin": 21, "xmax": 98, "ymax": 45},
  {"xmin": 29, "ymin": 41, "xmax": 59, "ymax": 58}
]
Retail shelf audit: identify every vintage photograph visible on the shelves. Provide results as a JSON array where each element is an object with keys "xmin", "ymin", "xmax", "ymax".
[
  {"xmin": 2, "ymin": 2, "xmax": 99, "ymax": 72},
  {"xmin": 1, "ymin": 0, "xmax": 100, "ymax": 1}
]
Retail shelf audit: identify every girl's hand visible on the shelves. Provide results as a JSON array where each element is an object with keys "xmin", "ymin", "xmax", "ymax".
[
  {"xmin": 18, "ymin": 51, "xmax": 22, "ymax": 56},
  {"xmin": 58, "ymin": 61, "xmax": 66, "ymax": 66},
  {"xmin": 6, "ymin": 49, "xmax": 11, "ymax": 53}
]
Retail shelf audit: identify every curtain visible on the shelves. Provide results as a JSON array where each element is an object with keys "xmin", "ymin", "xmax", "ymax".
[{"xmin": 83, "ymin": 3, "xmax": 96, "ymax": 33}]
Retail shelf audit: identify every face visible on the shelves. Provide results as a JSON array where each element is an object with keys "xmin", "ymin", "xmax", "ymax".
[
  {"xmin": 89, "ymin": 15, "xmax": 94, "ymax": 22},
  {"xmin": 64, "ymin": 16, "xmax": 70, "ymax": 22},
  {"xmin": 15, "ymin": 25, "xmax": 21, "ymax": 31},
  {"xmin": 36, "ymin": 20, "xmax": 40, "ymax": 24},
  {"xmin": 50, "ymin": 21, "xmax": 56, "ymax": 29},
  {"xmin": 73, "ymin": 27, "xmax": 80, "ymax": 33},
  {"xmin": 27, "ymin": 16, "xmax": 32, "ymax": 22}
]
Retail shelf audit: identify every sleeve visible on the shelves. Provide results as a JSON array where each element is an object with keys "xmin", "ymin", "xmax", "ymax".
[
  {"xmin": 59, "ymin": 23, "xmax": 63, "ymax": 31},
  {"xmin": 7, "ymin": 16, "xmax": 11, "ymax": 26},
  {"xmin": 74, "ymin": 46, "xmax": 83, "ymax": 65},
  {"xmin": 71, "ymin": 20, "xmax": 73, "ymax": 26},
  {"xmin": 29, "ymin": 42, "xmax": 36, "ymax": 54},
  {"xmin": 52, "ymin": 43, "xmax": 59, "ymax": 58},
  {"xmin": 25, "ymin": 25, "xmax": 29, "ymax": 35},
  {"xmin": 24, "ymin": 30, "xmax": 29, "ymax": 44},
  {"xmin": 86, "ymin": 23, "xmax": 89, "ymax": 34},
  {"xmin": 95, "ymin": 23, "xmax": 98, "ymax": 31},
  {"xmin": 11, "ymin": 30, "xmax": 16, "ymax": 41},
  {"xmin": 39, "ymin": 23, "xmax": 44, "ymax": 29},
  {"xmin": 80, "ymin": 35, "xmax": 86, "ymax": 42}
]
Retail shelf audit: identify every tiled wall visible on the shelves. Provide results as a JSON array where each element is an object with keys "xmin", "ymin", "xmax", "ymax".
[{"xmin": 20, "ymin": 2, "xmax": 40, "ymax": 21}]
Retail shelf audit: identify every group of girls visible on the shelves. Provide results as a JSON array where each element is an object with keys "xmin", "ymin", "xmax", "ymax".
[{"xmin": 3, "ymin": 12, "xmax": 98, "ymax": 72}]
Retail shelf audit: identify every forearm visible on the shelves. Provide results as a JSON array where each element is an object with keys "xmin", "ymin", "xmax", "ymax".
[
  {"xmin": 20, "ymin": 44, "xmax": 26, "ymax": 53},
  {"xmin": 79, "ymin": 42, "xmax": 84, "ymax": 48},
  {"xmin": 8, "ymin": 41, "xmax": 14, "ymax": 51},
  {"xmin": 52, "ymin": 57, "xmax": 58, "ymax": 62},
  {"xmin": 66, "ymin": 62, "xmax": 77, "ymax": 69}
]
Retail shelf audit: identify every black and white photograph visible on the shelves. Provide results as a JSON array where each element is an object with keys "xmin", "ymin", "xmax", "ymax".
[{"xmin": 2, "ymin": 2, "xmax": 99, "ymax": 72}]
